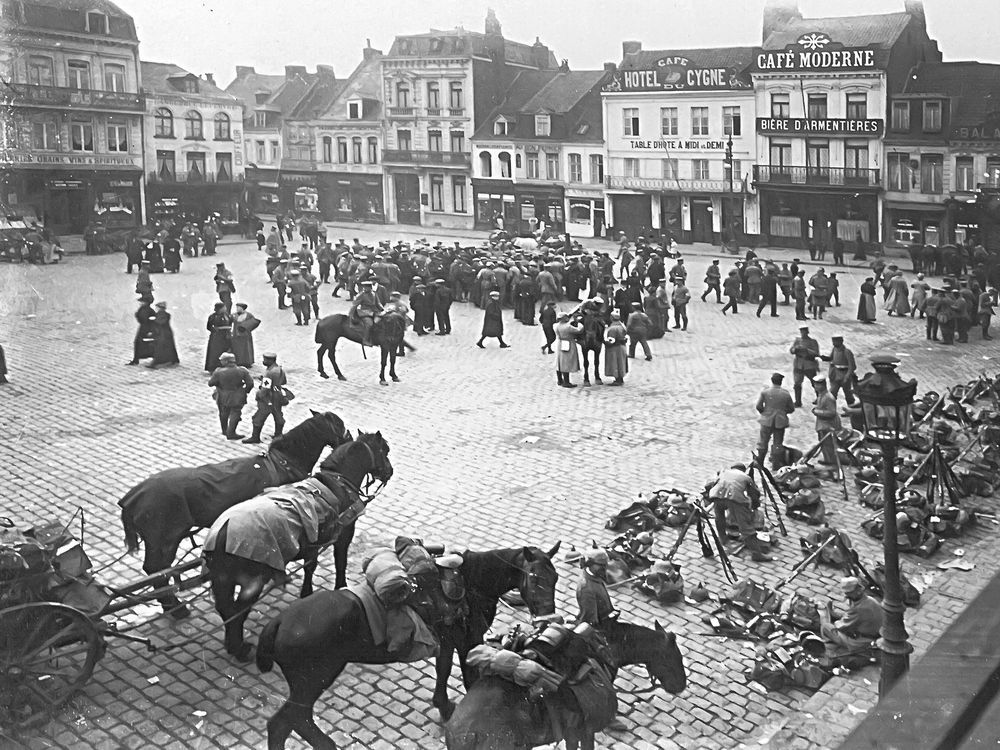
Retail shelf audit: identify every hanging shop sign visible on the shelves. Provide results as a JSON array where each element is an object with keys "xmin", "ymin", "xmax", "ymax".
[
  {"xmin": 604, "ymin": 56, "xmax": 751, "ymax": 92},
  {"xmin": 756, "ymin": 118, "xmax": 884, "ymax": 136},
  {"xmin": 754, "ymin": 33, "xmax": 877, "ymax": 72}
]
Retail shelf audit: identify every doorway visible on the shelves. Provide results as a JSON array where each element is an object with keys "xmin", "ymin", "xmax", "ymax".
[
  {"xmin": 394, "ymin": 174, "xmax": 421, "ymax": 225},
  {"xmin": 49, "ymin": 188, "xmax": 88, "ymax": 233},
  {"xmin": 691, "ymin": 199, "xmax": 713, "ymax": 243}
]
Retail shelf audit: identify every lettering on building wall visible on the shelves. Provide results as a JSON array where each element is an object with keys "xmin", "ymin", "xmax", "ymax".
[
  {"xmin": 2, "ymin": 153, "xmax": 141, "ymax": 168},
  {"xmin": 629, "ymin": 140, "xmax": 728, "ymax": 150},
  {"xmin": 753, "ymin": 32, "xmax": 877, "ymax": 72},
  {"xmin": 756, "ymin": 118, "xmax": 884, "ymax": 136},
  {"xmin": 955, "ymin": 125, "xmax": 1000, "ymax": 141},
  {"xmin": 604, "ymin": 56, "xmax": 751, "ymax": 92}
]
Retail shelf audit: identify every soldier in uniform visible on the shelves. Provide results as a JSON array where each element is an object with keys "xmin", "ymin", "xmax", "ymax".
[
  {"xmin": 701, "ymin": 259, "xmax": 722, "ymax": 303},
  {"xmin": 432, "ymin": 278, "xmax": 453, "ymax": 335},
  {"xmin": 811, "ymin": 376, "xmax": 841, "ymax": 465},
  {"xmin": 755, "ymin": 373, "xmax": 795, "ymax": 466},
  {"xmin": 243, "ymin": 351, "xmax": 287, "ymax": 444},
  {"xmin": 350, "ymin": 280, "xmax": 382, "ymax": 344},
  {"xmin": 271, "ymin": 261, "xmax": 289, "ymax": 310},
  {"xmin": 819, "ymin": 577, "xmax": 883, "ymax": 657},
  {"xmin": 287, "ymin": 268, "xmax": 312, "ymax": 326},
  {"xmin": 214, "ymin": 263, "xmax": 236, "ymax": 313},
  {"xmin": 575, "ymin": 548, "xmax": 618, "ymax": 626},
  {"xmin": 317, "ymin": 242, "xmax": 335, "ymax": 284},
  {"xmin": 708, "ymin": 464, "xmax": 771, "ymax": 562},
  {"xmin": 789, "ymin": 325, "xmax": 820, "ymax": 407},
  {"xmin": 300, "ymin": 264, "xmax": 320, "ymax": 319},
  {"xmin": 822, "ymin": 335, "xmax": 857, "ymax": 405},
  {"xmin": 207, "ymin": 352, "xmax": 254, "ymax": 440}
]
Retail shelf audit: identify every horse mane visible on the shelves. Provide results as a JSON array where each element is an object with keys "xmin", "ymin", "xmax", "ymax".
[
  {"xmin": 460, "ymin": 548, "xmax": 522, "ymax": 599},
  {"xmin": 270, "ymin": 412, "xmax": 344, "ymax": 468}
]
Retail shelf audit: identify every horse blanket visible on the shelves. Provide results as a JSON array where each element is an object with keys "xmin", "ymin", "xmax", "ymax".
[
  {"xmin": 203, "ymin": 477, "xmax": 347, "ymax": 570},
  {"xmin": 346, "ymin": 583, "xmax": 439, "ymax": 660}
]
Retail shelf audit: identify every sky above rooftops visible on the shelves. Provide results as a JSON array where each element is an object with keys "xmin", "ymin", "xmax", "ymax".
[{"xmin": 130, "ymin": 0, "xmax": 999, "ymax": 86}]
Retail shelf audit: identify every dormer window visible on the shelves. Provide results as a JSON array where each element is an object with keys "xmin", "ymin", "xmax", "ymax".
[
  {"xmin": 254, "ymin": 92, "xmax": 269, "ymax": 105},
  {"xmin": 86, "ymin": 11, "xmax": 108, "ymax": 34},
  {"xmin": 494, "ymin": 118, "xmax": 509, "ymax": 136},
  {"xmin": 253, "ymin": 111, "xmax": 267, "ymax": 128},
  {"xmin": 348, "ymin": 101, "xmax": 361, "ymax": 119},
  {"xmin": 534, "ymin": 114, "xmax": 551, "ymax": 137},
  {"xmin": 182, "ymin": 78, "xmax": 198, "ymax": 94},
  {"xmin": 923, "ymin": 100, "xmax": 942, "ymax": 133}
]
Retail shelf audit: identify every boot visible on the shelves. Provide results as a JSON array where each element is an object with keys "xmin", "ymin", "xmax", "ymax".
[
  {"xmin": 476, "ymin": 338, "xmax": 486, "ymax": 349},
  {"xmin": 793, "ymin": 384, "xmax": 803, "ymax": 408},
  {"xmin": 557, "ymin": 371, "xmax": 565, "ymax": 386},
  {"xmin": 219, "ymin": 415, "xmax": 228, "ymax": 435},
  {"xmin": 242, "ymin": 426, "xmax": 263, "ymax": 444}
]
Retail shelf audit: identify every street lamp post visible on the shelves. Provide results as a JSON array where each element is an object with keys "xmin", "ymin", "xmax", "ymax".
[
  {"xmin": 724, "ymin": 135, "xmax": 734, "ymax": 250},
  {"xmin": 855, "ymin": 354, "xmax": 919, "ymax": 698}
]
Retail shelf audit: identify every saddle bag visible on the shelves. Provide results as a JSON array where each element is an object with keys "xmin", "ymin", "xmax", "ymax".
[
  {"xmin": 785, "ymin": 593, "xmax": 821, "ymax": 632},
  {"xmin": 362, "ymin": 547, "xmax": 414, "ymax": 606},
  {"xmin": 727, "ymin": 578, "xmax": 782, "ymax": 614},
  {"xmin": 871, "ymin": 562, "xmax": 920, "ymax": 606},
  {"xmin": 748, "ymin": 653, "xmax": 789, "ymax": 691}
]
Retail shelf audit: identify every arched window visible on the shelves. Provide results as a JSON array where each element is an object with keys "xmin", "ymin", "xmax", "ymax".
[
  {"xmin": 479, "ymin": 151, "xmax": 492, "ymax": 178},
  {"xmin": 322, "ymin": 136, "xmax": 332, "ymax": 163},
  {"xmin": 154, "ymin": 107, "xmax": 173, "ymax": 137},
  {"xmin": 213, "ymin": 112, "xmax": 231, "ymax": 140},
  {"xmin": 498, "ymin": 152, "xmax": 512, "ymax": 178},
  {"xmin": 185, "ymin": 110, "xmax": 203, "ymax": 139}
]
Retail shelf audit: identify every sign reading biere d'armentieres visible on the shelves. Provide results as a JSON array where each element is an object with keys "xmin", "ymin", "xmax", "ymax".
[
  {"xmin": 604, "ymin": 56, "xmax": 751, "ymax": 92},
  {"xmin": 754, "ymin": 32, "xmax": 878, "ymax": 72},
  {"xmin": 756, "ymin": 118, "xmax": 884, "ymax": 136}
]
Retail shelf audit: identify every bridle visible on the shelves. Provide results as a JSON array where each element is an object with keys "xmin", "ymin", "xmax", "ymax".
[{"xmin": 334, "ymin": 438, "xmax": 388, "ymax": 503}]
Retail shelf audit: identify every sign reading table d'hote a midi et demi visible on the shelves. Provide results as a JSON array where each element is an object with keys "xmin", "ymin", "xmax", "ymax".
[
  {"xmin": 754, "ymin": 32, "xmax": 878, "ymax": 72},
  {"xmin": 756, "ymin": 118, "xmax": 884, "ymax": 136}
]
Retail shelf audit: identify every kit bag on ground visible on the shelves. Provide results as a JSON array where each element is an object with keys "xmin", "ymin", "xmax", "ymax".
[
  {"xmin": 800, "ymin": 527, "xmax": 850, "ymax": 568},
  {"xmin": 785, "ymin": 489, "xmax": 827, "ymax": 525},
  {"xmin": 784, "ymin": 592, "xmax": 821, "ymax": 632},
  {"xmin": 727, "ymin": 578, "xmax": 782, "ymax": 614},
  {"xmin": 635, "ymin": 562, "xmax": 684, "ymax": 604},
  {"xmin": 871, "ymin": 561, "xmax": 920, "ymax": 606}
]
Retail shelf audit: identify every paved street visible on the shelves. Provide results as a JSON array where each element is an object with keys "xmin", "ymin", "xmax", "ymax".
[{"xmin": 2, "ymin": 226, "xmax": 999, "ymax": 750}]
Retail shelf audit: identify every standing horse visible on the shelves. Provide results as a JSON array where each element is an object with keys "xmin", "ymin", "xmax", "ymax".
[
  {"xmin": 315, "ymin": 312, "xmax": 407, "ymax": 385},
  {"xmin": 119, "ymin": 411, "xmax": 350, "ymax": 617},
  {"xmin": 204, "ymin": 432, "xmax": 393, "ymax": 660},
  {"xmin": 579, "ymin": 307, "xmax": 606, "ymax": 386},
  {"xmin": 256, "ymin": 543, "xmax": 561, "ymax": 750},
  {"xmin": 445, "ymin": 620, "xmax": 687, "ymax": 750}
]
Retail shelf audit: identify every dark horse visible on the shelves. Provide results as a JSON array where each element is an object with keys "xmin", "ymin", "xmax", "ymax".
[
  {"xmin": 119, "ymin": 411, "xmax": 350, "ymax": 617},
  {"xmin": 445, "ymin": 620, "xmax": 687, "ymax": 750},
  {"xmin": 579, "ymin": 306, "xmax": 606, "ymax": 386},
  {"xmin": 315, "ymin": 312, "xmax": 407, "ymax": 385},
  {"xmin": 204, "ymin": 431, "xmax": 393, "ymax": 661},
  {"xmin": 256, "ymin": 542, "xmax": 561, "ymax": 749}
]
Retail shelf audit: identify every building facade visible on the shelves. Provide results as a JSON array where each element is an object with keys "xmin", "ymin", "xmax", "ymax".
[
  {"xmin": 602, "ymin": 43, "xmax": 759, "ymax": 244},
  {"xmin": 0, "ymin": 0, "xmax": 144, "ymax": 233},
  {"xmin": 141, "ymin": 63, "xmax": 244, "ymax": 226},
  {"xmin": 471, "ymin": 66, "xmax": 611, "ymax": 237},
  {"xmin": 751, "ymin": 0, "xmax": 941, "ymax": 250},
  {"xmin": 380, "ymin": 10, "xmax": 557, "ymax": 229}
]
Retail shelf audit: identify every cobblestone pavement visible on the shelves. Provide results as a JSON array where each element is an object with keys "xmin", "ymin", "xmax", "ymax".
[{"xmin": 1, "ymin": 226, "xmax": 998, "ymax": 750}]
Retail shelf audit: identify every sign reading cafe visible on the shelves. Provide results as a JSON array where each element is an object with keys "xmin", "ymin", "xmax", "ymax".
[
  {"xmin": 605, "ymin": 56, "xmax": 751, "ymax": 92},
  {"xmin": 754, "ymin": 32, "xmax": 877, "ymax": 72}
]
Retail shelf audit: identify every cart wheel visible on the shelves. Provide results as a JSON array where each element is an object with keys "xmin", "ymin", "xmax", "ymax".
[{"xmin": 0, "ymin": 603, "xmax": 104, "ymax": 731}]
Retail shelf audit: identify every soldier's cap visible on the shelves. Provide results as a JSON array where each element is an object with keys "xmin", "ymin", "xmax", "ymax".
[
  {"xmin": 155, "ymin": 301, "xmax": 167, "ymax": 308},
  {"xmin": 299, "ymin": 263, "xmax": 309, "ymax": 269},
  {"xmin": 390, "ymin": 291, "xmax": 401, "ymax": 297},
  {"xmin": 731, "ymin": 462, "xmax": 748, "ymax": 472},
  {"xmin": 610, "ymin": 310, "xmax": 621, "ymax": 319},
  {"xmin": 712, "ymin": 259, "xmax": 719, "ymax": 264},
  {"xmin": 219, "ymin": 352, "xmax": 235, "ymax": 362},
  {"xmin": 235, "ymin": 302, "xmax": 248, "ymax": 309},
  {"xmin": 799, "ymin": 325, "xmax": 809, "ymax": 332},
  {"xmin": 832, "ymin": 335, "xmax": 844, "ymax": 342},
  {"xmin": 813, "ymin": 376, "xmax": 827, "ymax": 385},
  {"xmin": 840, "ymin": 576, "xmax": 863, "ymax": 594},
  {"xmin": 216, "ymin": 262, "xmax": 225, "ymax": 268},
  {"xmin": 140, "ymin": 260, "xmax": 150, "ymax": 264},
  {"xmin": 415, "ymin": 283, "xmax": 427, "ymax": 289},
  {"xmin": 631, "ymin": 301, "xmax": 642, "ymax": 307},
  {"xmin": 433, "ymin": 278, "xmax": 445, "ymax": 284},
  {"xmin": 289, "ymin": 268, "xmax": 301, "ymax": 275},
  {"xmin": 582, "ymin": 548, "xmax": 609, "ymax": 566},
  {"xmin": 261, "ymin": 351, "xmax": 277, "ymax": 361},
  {"xmin": 489, "ymin": 290, "xmax": 500, "ymax": 297},
  {"xmin": 545, "ymin": 300, "xmax": 557, "ymax": 306},
  {"xmin": 792, "ymin": 258, "xmax": 801, "ymax": 263},
  {"xmin": 360, "ymin": 280, "xmax": 373, "ymax": 286},
  {"xmin": 413, "ymin": 275, "xmax": 422, "ymax": 280}
]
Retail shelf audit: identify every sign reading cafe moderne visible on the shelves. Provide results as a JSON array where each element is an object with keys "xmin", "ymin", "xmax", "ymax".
[{"xmin": 754, "ymin": 32, "xmax": 877, "ymax": 72}]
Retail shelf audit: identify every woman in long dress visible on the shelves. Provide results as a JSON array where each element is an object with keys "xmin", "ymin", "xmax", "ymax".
[
  {"xmin": 231, "ymin": 303, "xmax": 259, "ymax": 367},
  {"xmin": 603, "ymin": 311, "xmax": 628, "ymax": 385},
  {"xmin": 884, "ymin": 272, "xmax": 911, "ymax": 316},
  {"xmin": 150, "ymin": 302, "xmax": 180, "ymax": 367},
  {"xmin": 204, "ymin": 302, "xmax": 232, "ymax": 372},
  {"xmin": 857, "ymin": 278, "xmax": 877, "ymax": 324}
]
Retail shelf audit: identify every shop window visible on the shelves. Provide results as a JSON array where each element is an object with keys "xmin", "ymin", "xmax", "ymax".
[
  {"xmin": 535, "ymin": 114, "xmax": 551, "ymax": 137},
  {"xmin": 807, "ymin": 94, "xmax": 827, "ymax": 119},
  {"xmin": 955, "ymin": 156, "xmax": 974, "ymax": 191},
  {"xmin": 494, "ymin": 118, "xmax": 508, "ymax": 136},
  {"xmin": 428, "ymin": 130, "xmax": 442, "ymax": 152},
  {"xmin": 452, "ymin": 176, "xmax": 467, "ymax": 213},
  {"xmin": 920, "ymin": 154, "xmax": 943, "ymax": 194},
  {"xmin": 526, "ymin": 152, "xmax": 539, "ymax": 179},
  {"xmin": 887, "ymin": 152, "xmax": 911, "ymax": 192},
  {"xmin": 624, "ymin": 158, "xmax": 640, "ymax": 178},
  {"xmin": 107, "ymin": 120, "xmax": 128, "ymax": 152},
  {"xmin": 590, "ymin": 154, "xmax": 603, "ymax": 183},
  {"xmin": 692, "ymin": 159, "xmax": 709, "ymax": 180},
  {"xmin": 156, "ymin": 150, "xmax": 175, "ymax": 181},
  {"xmin": 348, "ymin": 101, "xmax": 361, "ymax": 119},
  {"xmin": 395, "ymin": 82, "xmax": 410, "ymax": 108},
  {"xmin": 662, "ymin": 158, "xmax": 678, "ymax": 180},
  {"xmin": 568, "ymin": 153, "xmax": 582, "ymax": 182},
  {"xmin": 661, "ymin": 107, "xmax": 678, "ymax": 136},
  {"xmin": 987, "ymin": 158, "xmax": 1000, "ymax": 188},
  {"xmin": 430, "ymin": 174, "xmax": 444, "ymax": 211},
  {"xmin": 187, "ymin": 153, "xmax": 206, "ymax": 183},
  {"xmin": 67, "ymin": 60, "xmax": 90, "ymax": 91},
  {"xmin": 185, "ymin": 110, "xmax": 203, "ymax": 139},
  {"xmin": 368, "ymin": 137, "xmax": 378, "ymax": 164},
  {"xmin": 449, "ymin": 82, "xmax": 463, "ymax": 110},
  {"xmin": 397, "ymin": 129, "xmax": 411, "ymax": 151},
  {"xmin": 27, "ymin": 56, "xmax": 53, "ymax": 86},
  {"xmin": 770, "ymin": 93, "xmax": 790, "ymax": 118},
  {"xmin": 337, "ymin": 137, "xmax": 348, "ymax": 163},
  {"xmin": 691, "ymin": 107, "xmax": 709, "ymax": 136},
  {"xmin": 216, "ymin": 153, "xmax": 232, "ymax": 182},
  {"xmin": 623, "ymin": 108, "xmax": 639, "ymax": 137},
  {"xmin": 352, "ymin": 137, "xmax": 362, "ymax": 163},
  {"xmin": 569, "ymin": 202, "xmax": 591, "ymax": 224},
  {"xmin": 479, "ymin": 151, "xmax": 492, "ymax": 178},
  {"xmin": 214, "ymin": 112, "xmax": 231, "ymax": 140},
  {"xmin": 723, "ymin": 106, "xmax": 741, "ymax": 136},
  {"xmin": 846, "ymin": 93, "xmax": 867, "ymax": 120},
  {"xmin": 32, "ymin": 119, "xmax": 56, "ymax": 149},
  {"xmin": 545, "ymin": 152, "xmax": 559, "ymax": 180},
  {"xmin": 923, "ymin": 101, "xmax": 942, "ymax": 133},
  {"xmin": 891, "ymin": 101, "xmax": 910, "ymax": 131},
  {"xmin": 427, "ymin": 82, "xmax": 440, "ymax": 111},
  {"xmin": 103, "ymin": 64, "xmax": 125, "ymax": 92},
  {"xmin": 86, "ymin": 11, "xmax": 108, "ymax": 33},
  {"xmin": 450, "ymin": 131, "xmax": 464, "ymax": 152},
  {"xmin": 70, "ymin": 119, "xmax": 94, "ymax": 151},
  {"xmin": 499, "ymin": 152, "xmax": 512, "ymax": 178}
]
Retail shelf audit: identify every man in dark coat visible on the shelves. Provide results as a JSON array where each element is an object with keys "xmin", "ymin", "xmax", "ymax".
[
  {"xmin": 755, "ymin": 372, "xmax": 795, "ymax": 466},
  {"xmin": 576, "ymin": 548, "xmax": 618, "ymax": 626},
  {"xmin": 208, "ymin": 351, "xmax": 254, "ymax": 440},
  {"xmin": 409, "ymin": 283, "xmax": 431, "ymax": 335},
  {"xmin": 214, "ymin": 263, "xmax": 236, "ymax": 313},
  {"xmin": 243, "ymin": 351, "xmax": 287, "ymax": 444},
  {"xmin": 317, "ymin": 243, "xmax": 335, "ymax": 284},
  {"xmin": 432, "ymin": 279, "xmax": 453, "ymax": 335},
  {"xmin": 515, "ymin": 273, "xmax": 538, "ymax": 325},
  {"xmin": 135, "ymin": 260, "xmax": 153, "ymax": 298},
  {"xmin": 128, "ymin": 298, "xmax": 157, "ymax": 365},
  {"xmin": 477, "ymin": 290, "xmax": 508, "ymax": 348},
  {"xmin": 149, "ymin": 301, "xmax": 179, "ymax": 368},
  {"xmin": 204, "ymin": 302, "xmax": 233, "ymax": 372},
  {"xmin": 124, "ymin": 235, "xmax": 144, "ymax": 274},
  {"xmin": 287, "ymin": 268, "xmax": 312, "ymax": 326},
  {"xmin": 702, "ymin": 260, "xmax": 722, "ymax": 303},
  {"xmin": 756, "ymin": 269, "xmax": 779, "ymax": 318},
  {"xmin": 540, "ymin": 300, "xmax": 557, "ymax": 353}
]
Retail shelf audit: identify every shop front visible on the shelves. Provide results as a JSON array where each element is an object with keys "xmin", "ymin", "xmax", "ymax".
[
  {"xmin": 565, "ymin": 188, "xmax": 606, "ymax": 239},
  {"xmin": 473, "ymin": 178, "xmax": 516, "ymax": 232},
  {"xmin": 245, "ymin": 167, "xmax": 281, "ymax": 217},
  {"xmin": 5, "ymin": 169, "xmax": 142, "ymax": 235},
  {"xmin": 145, "ymin": 181, "xmax": 243, "ymax": 227},
  {"xmin": 758, "ymin": 187, "xmax": 878, "ymax": 250},
  {"xmin": 318, "ymin": 173, "xmax": 385, "ymax": 223},
  {"xmin": 883, "ymin": 201, "xmax": 946, "ymax": 251},
  {"xmin": 514, "ymin": 185, "xmax": 565, "ymax": 235},
  {"xmin": 609, "ymin": 193, "xmax": 653, "ymax": 240}
]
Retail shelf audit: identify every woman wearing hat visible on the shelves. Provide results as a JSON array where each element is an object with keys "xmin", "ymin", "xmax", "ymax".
[
  {"xmin": 857, "ymin": 277, "xmax": 877, "ymax": 324},
  {"xmin": 231, "ymin": 303, "xmax": 260, "ymax": 367},
  {"xmin": 149, "ymin": 301, "xmax": 179, "ymax": 368},
  {"xmin": 204, "ymin": 302, "xmax": 233, "ymax": 372},
  {"xmin": 554, "ymin": 312, "xmax": 583, "ymax": 387},
  {"xmin": 604, "ymin": 310, "xmax": 628, "ymax": 385}
]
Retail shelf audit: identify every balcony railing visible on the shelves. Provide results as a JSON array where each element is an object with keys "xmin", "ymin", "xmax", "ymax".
[
  {"xmin": 12, "ymin": 83, "xmax": 144, "ymax": 111},
  {"xmin": 753, "ymin": 164, "xmax": 880, "ymax": 188},
  {"xmin": 147, "ymin": 171, "xmax": 243, "ymax": 185},
  {"xmin": 382, "ymin": 149, "xmax": 470, "ymax": 166},
  {"xmin": 448, "ymin": 108, "xmax": 465, "ymax": 117},
  {"xmin": 606, "ymin": 175, "xmax": 731, "ymax": 193},
  {"xmin": 387, "ymin": 106, "xmax": 415, "ymax": 117},
  {"xmin": 426, "ymin": 107, "xmax": 441, "ymax": 116}
]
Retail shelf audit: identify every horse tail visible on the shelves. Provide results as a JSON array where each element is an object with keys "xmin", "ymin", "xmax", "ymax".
[
  {"xmin": 120, "ymin": 489, "xmax": 141, "ymax": 552},
  {"xmin": 256, "ymin": 614, "xmax": 280, "ymax": 673}
]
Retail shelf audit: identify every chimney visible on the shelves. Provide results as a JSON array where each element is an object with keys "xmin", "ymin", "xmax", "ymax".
[
  {"xmin": 622, "ymin": 41, "xmax": 641, "ymax": 57},
  {"xmin": 203, "ymin": 72, "xmax": 215, "ymax": 86},
  {"xmin": 363, "ymin": 41, "xmax": 383, "ymax": 61},
  {"xmin": 761, "ymin": 0, "xmax": 801, "ymax": 44},
  {"xmin": 531, "ymin": 37, "xmax": 552, "ymax": 69},
  {"xmin": 284, "ymin": 65, "xmax": 307, "ymax": 81},
  {"xmin": 316, "ymin": 64, "xmax": 335, "ymax": 78},
  {"xmin": 235, "ymin": 65, "xmax": 255, "ymax": 78},
  {"xmin": 559, "ymin": 59, "xmax": 569, "ymax": 73},
  {"xmin": 904, "ymin": 0, "xmax": 926, "ymax": 31},
  {"xmin": 485, "ymin": 7, "xmax": 501, "ymax": 37},
  {"xmin": 603, "ymin": 62, "xmax": 617, "ymax": 73}
]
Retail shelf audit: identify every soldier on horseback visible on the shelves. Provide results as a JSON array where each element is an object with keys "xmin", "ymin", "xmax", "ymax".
[{"xmin": 350, "ymin": 280, "xmax": 384, "ymax": 346}]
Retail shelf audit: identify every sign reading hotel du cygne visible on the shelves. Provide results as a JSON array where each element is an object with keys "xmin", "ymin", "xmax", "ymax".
[
  {"xmin": 604, "ymin": 56, "xmax": 752, "ymax": 92},
  {"xmin": 754, "ymin": 32, "xmax": 878, "ymax": 72}
]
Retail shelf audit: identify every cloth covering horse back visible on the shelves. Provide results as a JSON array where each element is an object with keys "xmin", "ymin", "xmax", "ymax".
[
  {"xmin": 315, "ymin": 312, "xmax": 407, "ymax": 385},
  {"xmin": 444, "ymin": 620, "xmax": 687, "ymax": 750},
  {"xmin": 204, "ymin": 431, "xmax": 393, "ymax": 661},
  {"xmin": 118, "ymin": 410, "xmax": 350, "ymax": 617},
  {"xmin": 256, "ymin": 542, "xmax": 561, "ymax": 750}
]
